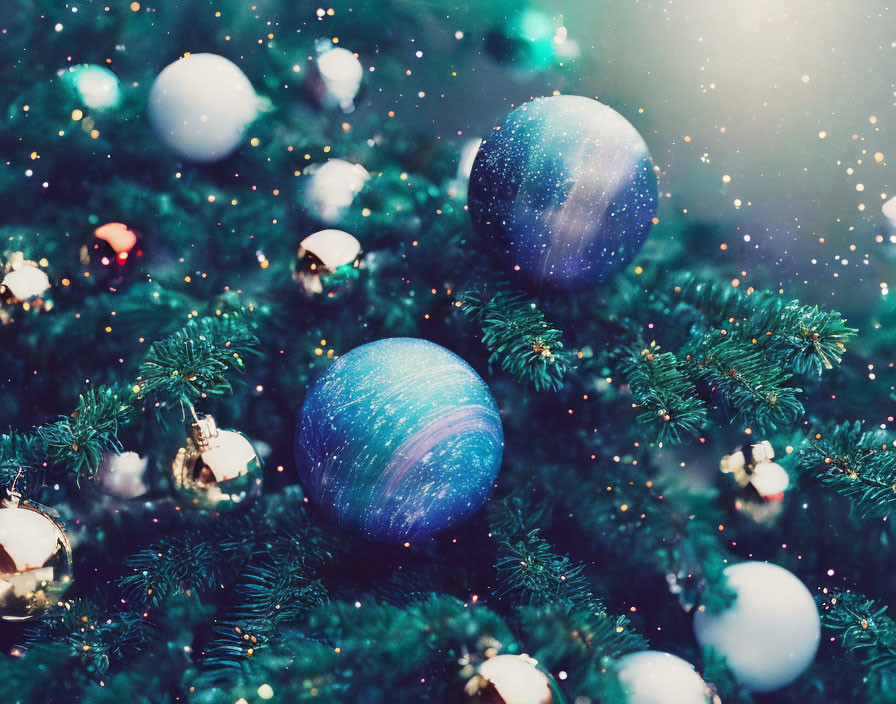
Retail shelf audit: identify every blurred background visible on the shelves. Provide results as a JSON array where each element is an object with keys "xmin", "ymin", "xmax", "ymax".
[{"xmin": 373, "ymin": 0, "xmax": 896, "ymax": 316}]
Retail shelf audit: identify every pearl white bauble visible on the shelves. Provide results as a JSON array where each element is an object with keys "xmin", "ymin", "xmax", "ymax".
[
  {"xmin": 750, "ymin": 461, "xmax": 790, "ymax": 497},
  {"xmin": 303, "ymin": 159, "xmax": 370, "ymax": 222},
  {"xmin": 64, "ymin": 64, "xmax": 121, "ymax": 109},
  {"xmin": 148, "ymin": 53, "xmax": 258, "ymax": 162},
  {"xmin": 469, "ymin": 654, "xmax": 552, "ymax": 704},
  {"xmin": 2, "ymin": 265, "xmax": 50, "ymax": 301},
  {"xmin": 693, "ymin": 561, "xmax": 820, "ymax": 692},
  {"xmin": 316, "ymin": 46, "xmax": 362, "ymax": 112},
  {"xmin": 95, "ymin": 451, "xmax": 149, "ymax": 499},
  {"xmin": 617, "ymin": 651, "xmax": 711, "ymax": 704},
  {"xmin": 883, "ymin": 195, "xmax": 896, "ymax": 229}
]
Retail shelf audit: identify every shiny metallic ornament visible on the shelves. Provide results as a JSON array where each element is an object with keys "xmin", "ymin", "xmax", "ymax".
[
  {"xmin": 293, "ymin": 229, "xmax": 362, "ymax": 296},
  {"xmin": 0, "ymin": 252, "xmax": 53, "ymax": 324},
  {"xmin": 0, "ymin": 490, "xmax": 73, "ymax": 621},
  {"xmin": 172, "ymin": 414, "xmax": 263, "ymax": 510}
]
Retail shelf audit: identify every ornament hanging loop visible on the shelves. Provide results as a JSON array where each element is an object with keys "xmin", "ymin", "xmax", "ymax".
[{"xmin": 2, "ymin": 467, "xmax": 25, "ymax": 508}]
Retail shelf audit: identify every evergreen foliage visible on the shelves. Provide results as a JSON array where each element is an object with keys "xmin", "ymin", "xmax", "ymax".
[
  {"xmin": 459, "ymin": 286, "xmax": 576, "ymax": 391},
  {"xmin": 0, "ymin": 0, "xmax": 891, "ymax": 702}
]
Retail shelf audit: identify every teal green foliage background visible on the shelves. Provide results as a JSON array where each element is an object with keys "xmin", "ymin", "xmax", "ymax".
[{"xmin": 2, "ymin": 1, "xmax": 896, "ymax": 702}]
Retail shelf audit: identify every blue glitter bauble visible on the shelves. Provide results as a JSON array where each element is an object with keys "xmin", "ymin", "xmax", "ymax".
[
  {"xmin": 295, "ymin": 338, "xmax": 504, "ymax": 543},
  {"xmin": 468, "ymin": 95, "xmax": 658, "ymax": 291}
]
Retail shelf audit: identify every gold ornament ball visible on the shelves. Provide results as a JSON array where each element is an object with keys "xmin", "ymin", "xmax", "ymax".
[
  {"xmin": 172, "ymin": 414, "xmax": 263, "ymax": 510},
  {"xmin": 0, "ymin": 493, "xmax": 73, "ymax": 621},
  {"xmin": 465, "ymin": 654, "xmax": 553, "ymax": 704}
]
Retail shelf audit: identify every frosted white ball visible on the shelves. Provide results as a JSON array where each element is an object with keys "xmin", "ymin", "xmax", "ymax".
[
  {"xmin": 693, "ymin": 561, "xmax": 819, "ymax": 692},
  {"xmin": 2, "ymin": 265, "xmax": 50, "ymax": 301},
  {"xmin": 148, "ymin": 53, "xmax": 258, "ymax": 162},
  {"xmin": 317, "ymin": 46, "xmax": 362, "ymax": 112},
  {"xmin": 617, "ymin": 651, "xmax": 711, "ymax": 704},
  {"xmin": 96, "ymin": 451, "xmax": 149, "ymax": 499},
  {"xmin": 750, "ymin": 461, "xmax": 789, "ymax": 497},
  {"xmin": 883, "ymin": 195, "xmax": 896, "ymax": 229},
  {"xmin": 65, "ymin": 64, "xmax": 121, "ymax": 109},
  {"xmin": 472, "ymin": 654, "xmax": 552, "ymax": 704},
  {"xmin": 304, "ymin": 159, "xmax": 370, "ymax": 222}
]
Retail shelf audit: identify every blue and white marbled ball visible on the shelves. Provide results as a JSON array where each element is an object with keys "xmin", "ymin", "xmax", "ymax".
[
  {"xmin": 295, "ymin": 338, "xmax": 504, "ymax": 543},
  {"xmin": 468, "ymin": 95, "xmax": 657, "ymax": 291}
]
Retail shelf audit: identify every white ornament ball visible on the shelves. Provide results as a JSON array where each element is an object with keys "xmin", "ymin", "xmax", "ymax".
[
  {"xmin": 304, "ymin": 159, "xmax": 370, "ymax": 223},
  {"xmin": 617, "ymin": 651, "xmax": 711, "ymax": 704},
  {"xmin": 95, "ymin": 451, "xmax": 149, "ymax": 499},
  {"xmin": 750, "ymin": 461, "xmax": 790, "ymax": 497},
  {"xmin": 64, "ymin": 64, "xmax": 121, "ymax": 109},
  {"xmin": 2, "ymin": 265, "xmax": 50, "ymax": 302},
  {"xmin": 693, "ymin": 561, "xmax": 820, "ymax": 692},
  {"xmin": 316, "ymin": 46, "xmax": 363, "ymax": 112},
  {"xmin": 148, "ymin": 53, "xmax": 258, "ymax": 162},
  {"xmin": 883, "ymin": 195, "xmax": 896, "ymax": 229},
  {"xmin": 468, "ymin": 654, "xmax": 552, "ymax": 704}
]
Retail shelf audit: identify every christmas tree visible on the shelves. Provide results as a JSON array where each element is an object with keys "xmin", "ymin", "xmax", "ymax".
[{"xmin": 1, "ymin": 1, "xmax": 894, "ymax": 702}]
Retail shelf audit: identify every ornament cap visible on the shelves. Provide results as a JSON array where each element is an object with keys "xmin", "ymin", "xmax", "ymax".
[{"xmin": 191, "ymin": 413, "xmax": 220, "ymax": 451}]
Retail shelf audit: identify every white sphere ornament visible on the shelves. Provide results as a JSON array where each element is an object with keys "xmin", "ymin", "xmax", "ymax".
[
  {"xmin": 750, "ymin": 461, "xmax": 790, "ymax": 498},
  {"xmin": 148, "ymin": 53, "xmax": 258, "ymax": 162},
  {"xmin": 2, "ymin": 265, "xmax": 50, "ymax": 302},
  {"xmin": 883, "ymin": 195, "xmax": 896, "ymax": 230},
  {"xmin": 693, "ymin": 561, "xmax": 820, "ymax": 692},
  {"xmin": 95, "ymin": 451, "xmax": 149, "ymax": 499},
  {"xmin": 303, "ymin": 159, "xmax": 370, "ymax": 223},
  {"xmin": 465, "ymin": 654, "xmax": 553, "ymax": 704},
  {"xmin": 316, "ymin": 46, "xmax": 363, "ymax": 112},
  {"xmin": 63, "ymin": 64, "xmax": 121, "ymax": 109},
  {"xmin": 617, "ymin": 651, "xmax": 711, "ymax": 704}
]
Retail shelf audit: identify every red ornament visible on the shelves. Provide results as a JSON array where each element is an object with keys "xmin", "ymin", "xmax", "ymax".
[{"xmin": 80, "ymin": 222, "xmax": 145, "ymax": 288}]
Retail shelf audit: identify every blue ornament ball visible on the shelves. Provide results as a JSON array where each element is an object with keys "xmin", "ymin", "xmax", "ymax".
[
  {"xmin": 468, "ymin": 95, "xmax": 657, "ymax": 291},
  {"xmin": 295, "ymin": 338, "xmax": 504, "ymax": 543}
]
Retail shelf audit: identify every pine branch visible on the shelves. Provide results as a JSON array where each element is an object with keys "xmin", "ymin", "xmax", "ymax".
[
  {"xmin": 519, "ymin": 602, "xmax": 646, "ymax": 670},
  {"xmin": 202, "ymin": 534, "xmax": 330, "ymax": 668},
  {"xmin": 821, "ymin": 591, "xmax": 896, "ymax": 698},
  {"xmin": 615, "ymin": 342, "xmax": 707, "ymax": 443},
  {"xmin": 135, "ymin": 312, "xmax": 258, "ymax": 407},
  {"xmin": 0, "ymin": 308, "xmax": 260, "ymax": 488},
  {"xmin": 798, "ymin": 422, "xmax": 896, "ymax": 518},
  {"xmin": 26, "ymin": 599, "xmax": 156, "ymax": 677},
  {"xmin": 0, "ymin": 385, "xmax": 133, "ymax": 482},
  {"xmin": 690, "ymin": 340, "xmax": 804, "ymax": 432},
  {"xmin": 489, "ymin": 496, "xmax": 598, "ymax": 607},
  {"xmin": 39, "ymin": 386, "xmax": 134, "ymax": 477},
  {"xmin": 459, "ymin": 286, "xmax": 575, "ymax": 391},
  {"xmin": 671, "ymin": 274, "xmax": 856, "ymax": 376},
  {"xmin": 120, "ymin": 532, "xmax": 227, "ymax": 610}
]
